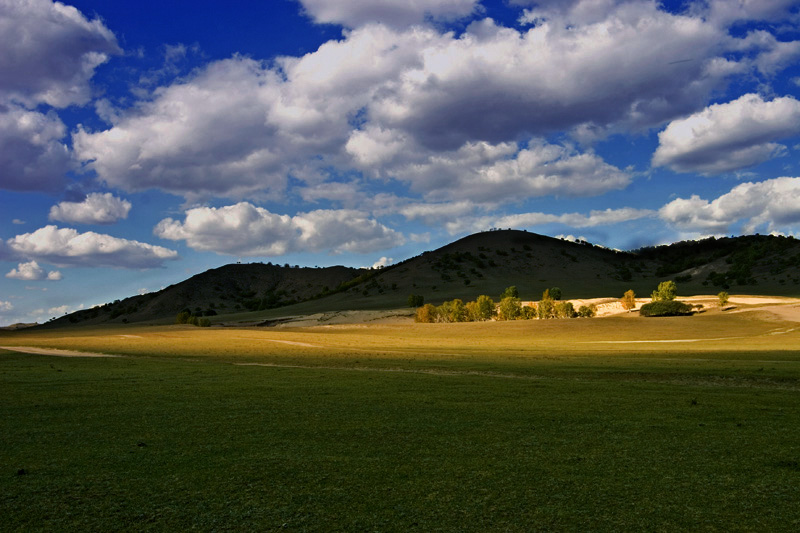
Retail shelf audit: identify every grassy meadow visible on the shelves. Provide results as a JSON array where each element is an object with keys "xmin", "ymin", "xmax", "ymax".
[{"xmin": 2, "ymin": 309, "xmax": 800, "ymax": 530}]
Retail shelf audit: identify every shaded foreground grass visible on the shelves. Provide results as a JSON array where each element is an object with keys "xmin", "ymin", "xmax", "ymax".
[{"xmin": 2, "ymin": 312, "xmax": 800, "ymax": 530}]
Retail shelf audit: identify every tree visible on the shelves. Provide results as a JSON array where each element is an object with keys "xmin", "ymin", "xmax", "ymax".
[
  {"xmin": 537, "ymin": 289, "xmax": 555, "ymax": 319},
  {"xmin": 445, "ymin": 299, "xmax": 467, "ymax": 322},
  {"xmin": 500, "ymin": 286, "xmax": 519, "ymax": 299},
  {"xmin": 175, "ymin": 311, "xmax": 191, "ymax": 324},
  {"xmin": 718, "ymin": 291, "xmax": 730, "ymax": 307},
  {"xmin": 548, "ymin": 287, "xmax": 562, "ymax": 300},
  {"xmin": 651, "ymin": 280, "xmax": 677, "ymax": 302},
  {"xmin": 522, "ymin": 304, "xmax": 538, "ymax": 319},
  {"xmin": 468, "ymin": 295, "xmax": 495, "ymax": 321},
  {"xmin": 407, "ymin": 294, "xmax": 424, "ymax": 307},
  {"xmin": 497, "ymin": 296, "xmax": 522, "ymax": 321},
  {"xmin": 415, "ymin": 304, "xmax": 437, "ymax": 323},
  {"xmin": 577, "ymin": 304, "xmax": 596, "ymax": 318},
  {"xmin": 555, "ymin": 301, "xmax": 576, "ymax": 319},
  {"xmin": 621, "ymin": 289, "xmax": 636, "ymax": 311}
]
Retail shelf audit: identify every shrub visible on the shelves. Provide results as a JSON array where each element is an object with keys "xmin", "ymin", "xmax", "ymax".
[
  {"xmin": 198, "ymin": 317, "xmax": 212, "ymax": 327},
  {"xmin": 500, "ymin": 286, "xmax": 519, "ymax": 299},
  {"xmin": 577, "ymin": 304, "xmax": 596, "ymax": 318},
  {"xmin": 175, "ymin": 311, "xmax": 191, "ymax": 324},
  {"xmin": 717, "ymin": 291, "xmax": 730, "ymax": 307},
  {"xmin": 555, "ymin": 301, "xmax": 576, "ymax": 319},
  {"xmin": 639, "ymin": 300, "xmax": 693, "ymax": 317},
  {"xmin": 621, "ymin": 289, "xmax": 636, "ymax": 311}
]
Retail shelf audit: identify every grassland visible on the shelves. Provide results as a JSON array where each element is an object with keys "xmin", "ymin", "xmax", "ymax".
[{"xmin": 2, "ymin": 308, "xmax": 800, "ymax": 531}]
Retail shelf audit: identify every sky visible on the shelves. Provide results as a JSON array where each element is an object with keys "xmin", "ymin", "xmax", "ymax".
[{"xmin": 1, "ymin": 0, "xmax": 800, "ymax": 325}]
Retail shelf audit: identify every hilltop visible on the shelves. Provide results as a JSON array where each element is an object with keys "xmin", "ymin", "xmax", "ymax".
[{"xmin": 42, "ymin": 230, "xmax": 800, "ymax": 327}]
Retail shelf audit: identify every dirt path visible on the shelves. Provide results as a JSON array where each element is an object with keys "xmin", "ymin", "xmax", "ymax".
[{"xmin": 0, "ymin": 346, "xmax": 123, "ymax": 358}]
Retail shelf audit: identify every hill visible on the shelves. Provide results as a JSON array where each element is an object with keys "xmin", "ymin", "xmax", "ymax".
[{"xmin": 43, "ymin": 230, "xmax": 800, "ymax": 327}]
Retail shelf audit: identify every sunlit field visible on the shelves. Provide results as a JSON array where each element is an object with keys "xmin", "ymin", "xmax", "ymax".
[{"xmin": 2, "ymin": 309, "xmax": 800, "ymax": 530}]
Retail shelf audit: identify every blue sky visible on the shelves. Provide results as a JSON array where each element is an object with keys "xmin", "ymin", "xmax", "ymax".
[{"xmin": 1, "ymin": 0, "xmax": 800, "ymax": 325}]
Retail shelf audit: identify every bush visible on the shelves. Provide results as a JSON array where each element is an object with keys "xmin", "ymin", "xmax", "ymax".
[
  {"xmin": 415, "ymin": 304, "xmax": 438, "ymax": 323},
  {"xmin": 537, "ymin": 289, "xmax": 555, "ymax": 319},
  {"xmin": 555, "ymin": 301, "xmax": 576, "ymax": 319},
  {"xmin": 198, "ymin": 317, "xmax": 212, "ymax": 327},
  {"xmin": 639, "ymin": 301, "xmax": 693, "ymax": 317},
  {"xmin": 718, "ymin": 291, "xmax": 730, "ymax": 307},
  {"xmin": 577, "ymin": 304, "xmax": 596, "ymax": 318}
]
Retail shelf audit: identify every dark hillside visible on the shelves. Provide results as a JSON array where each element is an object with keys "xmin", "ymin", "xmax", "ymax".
[
  {"xmin": 41, "ymin": 230, "xmax": 800, "ymax": 327},
  {"xmin": 48, "ymin": 263, "xmax": 360, "ymax": 327}
]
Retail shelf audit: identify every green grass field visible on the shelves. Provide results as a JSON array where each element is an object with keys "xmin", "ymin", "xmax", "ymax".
[{"xmin": 2, "ymin": 310, "xmax": 800, "ymax": 531}]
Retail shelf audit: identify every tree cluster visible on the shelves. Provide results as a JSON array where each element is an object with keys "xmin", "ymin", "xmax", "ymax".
[
  {"xmin": 176, "ymin": 310, "xmax": 212, "ymax": 327},
  {"xmin": 414, "ymin": 287, "xmax": 596, "ymax": 323}
]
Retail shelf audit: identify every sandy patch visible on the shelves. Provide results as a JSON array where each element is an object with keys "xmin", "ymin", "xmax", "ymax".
[
  {"xmin": 0, "ymin": 346, "xmax": 122, "ymax": 358},
  {"xmin": 117, "ymin": 335, "xmax": 143, "ymax": 338}
]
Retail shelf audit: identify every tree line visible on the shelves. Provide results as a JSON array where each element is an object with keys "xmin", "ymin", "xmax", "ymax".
[{"xmin": 412, "ymin": 286, "xmax": 597, "ymax": 323}]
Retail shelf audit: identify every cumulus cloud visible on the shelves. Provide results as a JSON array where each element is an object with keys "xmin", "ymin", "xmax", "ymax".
[
  {"xmin": 298, "ymin": 0, "xmax": 480, "ymax": 28},
  {"xmin": 0, "ymin": 104, "xmax": 71, "ymax": 192},
  {"xmin": 154, "ymin": 202, "xmax": 404, "ymax": 256},
  {"xmin": 653, "ymin": 94, "xmax": 800, "ymax": 174},
  {"xmin": 659, "ymin": 177, "xmax": 800, "ymax": 234},
  {"xmin": 73, "ymin": 2, "xmax": 757, "ymax": 202},
  {"xmin": 0, "ymin": 300, "xmax": 12, "ymax": 312},
  {"xmin": 5, "ymin": 260, "xmax": 62, "ymax": 281},
  {"xmin": 443, "ymin": 206, "xmax": 654, "ymax": 234},
  {"xmin": 49, "ymin": 192, "xmax": 132, "ymax": 225},
  {"xmin": 0, "ymin": 0, "xmax": 120, "ymax": 108},
  {"xmin": 363, "ymin": 138, "xmax": 632, "ymax": 202},
  {"xmin": 6, "ymin": 225, "xmax": 179, "ymax": 268}
]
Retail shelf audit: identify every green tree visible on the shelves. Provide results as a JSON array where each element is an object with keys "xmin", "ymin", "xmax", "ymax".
[
  {"xmin": 175, "ymin": 311, "xmax": 191, "ymax": 324},
  {"xmin": 537, "ymin": 289, "xmax": 555, "ymax": 319},
  {"xmin": 467, "ymin": 295, "xmax": 495, "ymax": 321},
  {"xmin": 407, "ymin": 294, "xmax": 424, "ymax": 307},
  {"xmin": 446, "ymin": 299, "xmax": 467, "ymax": 322},
  {"xmin": 497, "ymin": 296, "xmax": 522, "ymax": 320},
  {"xmin": 548, "ymin": 287, "xmax": 562, "ymax": 300},
  {"xmin": 621, "ymin": 289, "xmax": 636, "ymax": 311},
  {"xmin": 577, "ymin": 304, "xmax": 596, "ymax": 318},
  {"xmin": 555, "ymin": 301, "xmax": 576, "ymax": 318},
  {"xmin": 651, "ymin": 280, "xmax": 677, "ymax": 302},
  {"xmin": 717, "ymin": 291, "xmax": 730, "ymax": 307},
  {"xmin": 500, "ymin": 286, "xmax": 519, "ymax": 299}
]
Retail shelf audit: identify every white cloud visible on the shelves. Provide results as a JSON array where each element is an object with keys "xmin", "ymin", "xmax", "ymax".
[
  {"xmin": 73, "ymin": 3, "xmax": 755, "ymax": 203},
  {"xmin": 377, "ymin": 139, "xmax": 632, "ymax": 202},
  {"xmin": 410, "ymin": 205, "xmax": 654, "ymax": 234},
  {"xmin": 702, "ymin": 0, "xmax": 799, "ymax": 25},
  {"xmin": 659, "ymin": 177, "xmax": 800, "ymax": 234},
  {"xmin": 73, "ymin": 58, "xmax": 290, "ymax": 200},
  {"xmin": 298, "ymin": 0, "xmax": 480, "ymax": 28},
  {"xmin": 12, "ymin": 219, "xmax": 25, "ymax": 225},
  {"xmin": 371, "ymin": 256, "xmax": 393, "ymax": 269},
  {"xmin": 5, "ymin": 260, "xmax": 62, "ymax": 281},
  {"xmin": 653, "ymin": 94, "xmax": 800, "ymax": 174},
  {"xmin": 0, "ymin": 0, "xmax": 120, "ymax": 108},
  {"xmin": 49, "ymin": 192, "xmax": 132, "ymax": 225},
  {"xmin": 7, "ymin": 225, "xmax": 179, "ymax": 268},
  {"xmin": 154, "ymin": 202, "xmax": 404, "ymax": 256},
  {"xmin": 0, "ymin": 300, "xmax": 13, "ymax": 312},
  {"xmin": 0, "ymin": 104, "xmax": 71, "ymax": 192}
]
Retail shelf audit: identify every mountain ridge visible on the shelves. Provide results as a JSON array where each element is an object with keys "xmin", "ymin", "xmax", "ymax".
[{"xmin": 42, "ymin": 230, "xmax": 800, "ymax": 327}]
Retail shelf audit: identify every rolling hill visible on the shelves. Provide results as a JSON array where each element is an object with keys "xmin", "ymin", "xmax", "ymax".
[{"xmin": 45, "ymin": 230, "xmax": 800, "ymax": 327}]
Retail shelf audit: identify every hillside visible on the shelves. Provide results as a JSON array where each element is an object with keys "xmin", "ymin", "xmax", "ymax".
[{"xmin": 44, "ymin": 230, "xmax": 800, "ymax": 327}]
